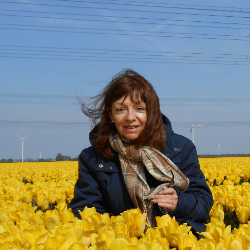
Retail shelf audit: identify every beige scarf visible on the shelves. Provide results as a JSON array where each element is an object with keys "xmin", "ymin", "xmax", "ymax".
[{"xmin": 109, "ymin": 133, "xmax": 189, "ymax": 227}]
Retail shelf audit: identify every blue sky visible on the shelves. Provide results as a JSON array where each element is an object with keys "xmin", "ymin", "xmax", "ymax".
[{"xmin": 1, "ymin": 0, "xmax": 250, "ymax": 160}]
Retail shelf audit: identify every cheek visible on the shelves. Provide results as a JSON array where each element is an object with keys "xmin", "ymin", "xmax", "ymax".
[
  {"xmin": 140, "ymin": 114, "xmax": 147, "ymax": 126},
  {"xmin": 113, "ymin": 116, "xmax": 124, "ymax": 128}
]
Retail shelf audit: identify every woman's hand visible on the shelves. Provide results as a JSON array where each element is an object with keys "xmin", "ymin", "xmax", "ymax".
[{"xmin": 151, "ymin": 188, "xmax": 178, "ymax": 212}]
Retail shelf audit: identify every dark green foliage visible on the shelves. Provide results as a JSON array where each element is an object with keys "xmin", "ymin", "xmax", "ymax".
[
  {"xmin": 22, "ymin": 178, "xmax": 33, "ymax": 185},
  {"xmin": 223, "ymin": 206, "xmax": 240, "ymax": 230}
]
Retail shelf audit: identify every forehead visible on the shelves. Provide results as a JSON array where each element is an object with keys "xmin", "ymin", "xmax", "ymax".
[
  {"xmin": 113, "ymin": 95, "xmax": 145, "ymax": 105},
  {"xmin": 114, "ymin": 90, "xmax": 145, "ymax": 103}
]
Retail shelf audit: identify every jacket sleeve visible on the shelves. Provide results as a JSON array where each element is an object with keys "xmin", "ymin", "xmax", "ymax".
[
  {"xmin": 169, "ymin": 139, "xmax": 214, "ymax": 232},
  {"xmin": 68, "ymin": 150, "xmax": 107, "ymax": 218}
]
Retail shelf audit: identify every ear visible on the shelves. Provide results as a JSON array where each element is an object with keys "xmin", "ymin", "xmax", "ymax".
[{"xmin": 109, "ymin": 111, "xmax": 113, "ymax": 121}]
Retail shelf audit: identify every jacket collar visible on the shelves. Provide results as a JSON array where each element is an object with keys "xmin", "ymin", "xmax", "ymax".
[{"xmin": 162, "ymin": 114, "xmax": 182, "ymax": 160}]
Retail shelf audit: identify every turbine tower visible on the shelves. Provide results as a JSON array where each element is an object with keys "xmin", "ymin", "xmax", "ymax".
[
  {"xmin": 187, "ymin": 116, "xmax": 204, "ymax": 144},
  {"xmin": 15, "ymin": 134, "xmax": 28, "ymax": 162},
  {"xmin": 217, "ymin": 144, "xmax": 221, "ymax": 156}
]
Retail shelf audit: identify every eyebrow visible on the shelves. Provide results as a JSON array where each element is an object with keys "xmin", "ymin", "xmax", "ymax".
[
  {"xmin": 114, "ymin": 102, "xmax": 126, "ymax": 105},
  {"xmin": 114, "ymin": 101, "xmax": 146, "ymax": 105}
]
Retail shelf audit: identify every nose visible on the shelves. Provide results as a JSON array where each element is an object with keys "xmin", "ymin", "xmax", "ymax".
[{"xmin": 126, "ymin": 108, "xmax": 136, "ymax": 121}]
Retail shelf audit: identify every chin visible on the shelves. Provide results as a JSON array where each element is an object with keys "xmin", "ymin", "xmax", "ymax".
[{"xmin": 123, "ymin": 134, "xmax": 140, "ymax": 141}]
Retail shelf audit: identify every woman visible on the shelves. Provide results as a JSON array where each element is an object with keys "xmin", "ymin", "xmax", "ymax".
[{"xmin": 69, "ymin": 69, "xmax": 213, "ymax": 237}]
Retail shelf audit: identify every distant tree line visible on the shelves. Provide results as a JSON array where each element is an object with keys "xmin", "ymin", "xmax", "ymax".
[
  {"xmin": 0, "ymin": 153, "xmax": 78, "ymax": 163},
  {"xmin": 55, "ymin": 153, "xmax": 78, "ymax": 161},
  {"xmin": 0, "ymin": 158, "xmax": 14, "ymax": 163},
  {"xmin": 198, "ymin": 154, "xmax": 250, "ymax": 158},
  {"xmin": 1, "ymin": 153, "xmax": 249, "ymax": 163}
]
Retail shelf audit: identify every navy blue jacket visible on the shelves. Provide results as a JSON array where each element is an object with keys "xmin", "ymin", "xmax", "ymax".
[{"xmin": 69, "ymin": 114, "xmax": 213, "ymax": 236}]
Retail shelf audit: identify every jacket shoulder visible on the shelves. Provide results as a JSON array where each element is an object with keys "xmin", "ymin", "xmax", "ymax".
[
  {"xmin": 170, "ymin": 132, "xmax": 191, "ymax": 147},
  {"xmin": 79, "ymin": 146, "xmax": 120, "ymax": 173},
  {"xmin": 162, "ymin": 114, "xmax": 194, "ymax": 154},
  {"xmin": 80, "ymin": 146, "xmax": 98, "ymax": 159},
  {"xmin": 165, "ymin": 129, "xmax": 194, "ymax": 156}
]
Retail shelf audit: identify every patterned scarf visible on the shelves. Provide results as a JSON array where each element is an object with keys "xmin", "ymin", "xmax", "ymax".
[{"xmin": 109, "ymin": 133, "xmax": 189, "ymax": 228}]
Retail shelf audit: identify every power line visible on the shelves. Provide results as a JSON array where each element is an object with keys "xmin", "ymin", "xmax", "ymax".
[
  {"xmin": 1, "ymin": 43, "xmax": 250, "ymax": 65},
  {"xmin": 1, "ymin": 55, "xmax": 249, "ymax": 65},
  {"xmin": 1, "ymin": 119, "xmax": 250, "ymax": 129},
  {"xmin": 2, "ymin": 8, "xmax": 250, "ymax": 28},
  {"xmin": 0, "ymin": 93, "xmax": 87, "ymax": 99},
  {"xmin": 0, "ymin": 120, "xmax": 91, "ymax": 129},
  {"xmin": 1, "ymin": 93, "xmax": 250, "ymax": 105},
  {"xmin": 0, "ymin": 6, "xmax": 250, "ymax": 19},
  {"xmin": 86, "ymin": 0, "xmax": 250, "ymax": 11},
  {"xmin": 0, "ymin": 93, "xmax": 88, "ymax": 105},
  {"xmin": 2, "ymin": 19, "xmax": 250, "ymax": 31},
  {"xmin": 1, "ymin": 45, "xmax": 249, "ymax": 58},
  {"xmin": 1, "ymin": 50, "xmax": 250, "ymax": 65},
  {"xmin": 1, "ymin": 48, "xmax": 248, "ymax": 61},
  {"xmin": 1, "ymin": 1, "xmax": 250, "ymax": 17},
  {"xmin": 1, "ymin": 24, "xmax": 250, "ymax": 42}
]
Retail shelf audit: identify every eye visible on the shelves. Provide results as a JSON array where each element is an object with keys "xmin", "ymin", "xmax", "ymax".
[
  {"xmin": 116, "ymin": 107, "xmax": 125, "ymax": 112},
  {"xmin": 136, "ymin": 106, "xmax": 146, "ymax": 111}
]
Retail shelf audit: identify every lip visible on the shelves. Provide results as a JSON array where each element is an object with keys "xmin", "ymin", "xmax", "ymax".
[{"xmin": 124, "ymin": 125, "xmax": 139, "ymax": 130}]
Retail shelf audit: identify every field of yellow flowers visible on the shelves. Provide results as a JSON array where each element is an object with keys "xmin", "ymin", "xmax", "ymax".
[{"xmin": 1, "ymin": 157, "xmax": 250, "ymax": 250}]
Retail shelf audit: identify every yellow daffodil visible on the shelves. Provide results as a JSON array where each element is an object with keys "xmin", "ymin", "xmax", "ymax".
[
  {"xmin": 156, "ymin": 214, "xmax": 176, "ymax": 228},
  {"xmin": 77, "ymin": 229, "xmax": 96, "ymax": 246},
  {"xmin": 225, "ymin": 196, "xmax": 235, "ymax": 212},
  {"xmin": 121, "ymin": 209, "xmax": 146, "ymax": 237},
  {"xmin": 36, "ymin": 194, "xmax": 47, "ymax": 208},
  {"xmin": 229, "ymin": 240, "xmax": 242, "ymax": 250},
  {"xmin": 44, "ymin": 215, "xmax": 60, "ymax": 230},
  {"xmin": 2, "ymin": 158, "xmax": 250, "ymax": 249},
  {"xmin": 109, "ymin": 238, "xmax": 130, "ymax": 250},
  {"xmin": 236, "ymin": 206, "xmax": 250, "ymax": 224},
  {"xmin": 48, "ymin": 193, "xmax": 57, "ymax": 204},
  {"xmin": 78, "ymin": 206, "xmax": 97, "ymax": 219},
  {"xmin": 104, "ymin": 237, "xmax": 115, "ymax": 249},
  {"xmin": 177, "ymin": 232, "xmax": 198, "ymax": 250},
  {"xmin": 56, "ymin": 193, "xmax": 67, "ymax": 204},
  {"xmin": 35, "ymin": 232, "xmax": 48, "ymax": 245},
  {"xmin": 0, "ymin": 232, "xmax": 14, "ymax": 244},
  {"xmin": 61, "ymin": 209, "xmax": 76, "ymax": 223},
  {"xmin": 68, "ymin": 242, "xmax": 88, "ymax": 250},
  {"xmin": 216, "ymin": 188, "xmax": 228, "ymax": 206},
  {"xmin": 73, "ymin": 218, "xmax": 91, "ymax": 232},
  {"xmin": 145, "ymin": 228, "xmax": 161, "ymax": 241},
  {"xmin": 95, "ymin": 220, "xmax": 108, "ymax": 232},
  {"xmin": 233, "ymin": 195, "xmax": 243, "ymax": 209},
  {"xmin": 22, "ymin": 192, "xmax": 33, "ymax": 204}
]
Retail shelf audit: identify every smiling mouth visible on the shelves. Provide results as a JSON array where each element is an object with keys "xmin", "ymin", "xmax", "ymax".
[{"xmin": 124, "ymin": 126, "xmax": 139, "ymax": 129}]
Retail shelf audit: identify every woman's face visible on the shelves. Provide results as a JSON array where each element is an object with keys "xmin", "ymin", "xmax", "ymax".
[{"xmin": 109, "ymin": 95, "xmax": 147, "ymax": 141}]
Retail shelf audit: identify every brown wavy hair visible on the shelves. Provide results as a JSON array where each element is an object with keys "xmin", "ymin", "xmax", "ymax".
[{"xmin": 82, "ymin": 69, "xmax": 166, "ymax": 158}]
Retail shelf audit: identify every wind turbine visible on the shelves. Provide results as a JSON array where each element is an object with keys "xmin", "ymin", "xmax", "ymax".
[
  {"xmin": 217, "ymin": 144, "xmax": 221, "ymax": 156},
  {"xmin": 15, "ymin": 134, "xmax": 28, "ymax": 162},
  {"xmin": 187, "ymin": 116, "xmax": 204, "ymax": 144}
]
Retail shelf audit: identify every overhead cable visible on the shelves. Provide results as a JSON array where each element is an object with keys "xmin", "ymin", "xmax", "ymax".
[
  {"xmin": 1, "ymin": 24, "xmax": 250, "ymax": 42},
  {"xmin": 1, "ymin": 19, "xmax": 250, "ymax": 31},
  {"xmin": 1, "ymin": 120, "xmax": 250, "ymax": 129},
  {"xmin": 1, "ymin": 44, "xmax": 249, "ymax": 58},
  {"xmin": 1, "ymin": 93, "xmax": 250, "ymax": 105},
  {"xmin": 1, "ymin": 2, "xmax": 250, "ymax": 18},
  {"xmin": 2, "ymin": 9, "xmax": 250, "ymax": 27}
]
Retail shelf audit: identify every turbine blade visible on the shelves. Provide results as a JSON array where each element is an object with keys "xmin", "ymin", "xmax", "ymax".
[{"xmin": 186, "ymin": 116, "xmax": 193, "ymax": 125}]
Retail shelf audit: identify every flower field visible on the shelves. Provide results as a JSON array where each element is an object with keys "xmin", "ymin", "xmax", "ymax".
[{"xmin": 1, "ymin": 157, "xmax": 250, "ymax": 250}]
